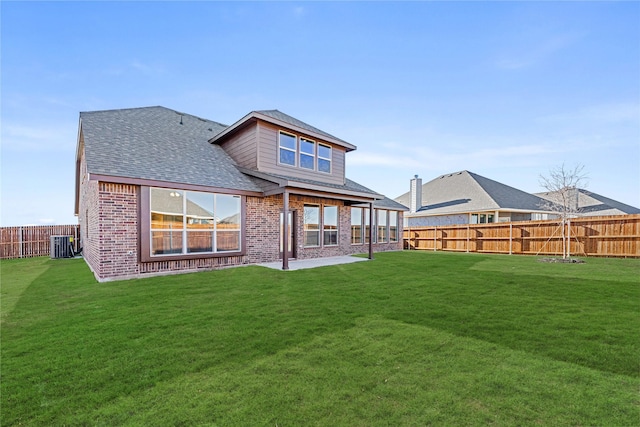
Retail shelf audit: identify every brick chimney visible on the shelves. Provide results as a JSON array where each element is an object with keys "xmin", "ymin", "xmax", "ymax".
[{"xmin": 410, "ymin": 175, "xmax": 422, "ymax": 213}]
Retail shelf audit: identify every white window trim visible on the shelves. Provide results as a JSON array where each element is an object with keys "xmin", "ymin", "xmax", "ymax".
[
  {"xmin": 299, "ymin": 137, "xmax": 316, "ymax": 171},
  {"xmin": 318, "ymin": 143, "xmax": 332, "ymax": 174},
  {"xmin": 278, "ymin": 131, "xmax": 298, "ymax": 168},
  {"xmin": 377, "ymin": 209, "xmax": 388, "ymax": 243},
  {"xmin": 389, "ymin": 211, "xmax": 399, "ymax": 242},
  {"xmin": 150, "ymin": 188, "xmax": 242, "ymax": 257},
  {"xmin": 350, "ymin": 207, "xmax": 363, "ymax": 245},
  {"xmin": 303, "ymin": 204, "xmax": 321, "ymax": 248},
  {"xmin": 323, "ymin": 205, "xmax": 339, "ymax": 247}
]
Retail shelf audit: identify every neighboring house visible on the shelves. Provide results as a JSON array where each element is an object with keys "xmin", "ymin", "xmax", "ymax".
[
  {"xmin": 395, "ymin": 171, "xmax": 555, "ymax": 227},
  {"xmin": 75, "ymin": 106, "xmax": 406, "ymax": 281},
  {"xmin": 535, "ymin": 188, "xmax": 640, "ymax": 217}
]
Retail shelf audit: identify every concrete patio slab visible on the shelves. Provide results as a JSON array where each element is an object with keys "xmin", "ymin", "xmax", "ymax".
[{"xmin": 258, "ymin": 255, "xmax": 369, "ymax": 271}]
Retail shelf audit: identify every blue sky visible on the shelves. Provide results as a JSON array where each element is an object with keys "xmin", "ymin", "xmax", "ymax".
[{"xmin": 2, "ymin": 1, "xmax": 639, "ymax": 226}]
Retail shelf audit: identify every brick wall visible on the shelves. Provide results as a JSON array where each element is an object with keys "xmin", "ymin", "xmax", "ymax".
[
  {"xmin": 245, "ymin": 195, "xmax": 282, "ymax": 263},
  {"xmin": 78, "ymin": 152, "xmax": 100, "ymax": 277},
  {"xmin": 79, "ymin": 174, "xmax": 402, "ymax": 281},
  {"xmin": 246, "ymin": 194, "xmax": 404, "ymax": 262},
  {"xmin": 97, "ymin": 183, "xmax": 139, "ymax": 279}
]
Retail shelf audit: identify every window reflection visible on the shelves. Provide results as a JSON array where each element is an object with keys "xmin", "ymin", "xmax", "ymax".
[{"xmin": 150, "ymin": 188, "xmax": 242, "ymax": 256}]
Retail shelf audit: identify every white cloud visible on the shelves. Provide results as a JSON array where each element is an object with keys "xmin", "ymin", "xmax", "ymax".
[
  {"xmin": 539, "ymin": 102, "xmax": 640, "ymax": 124},
  {"xmin": 292, "ymin": 6, "xmax": 305, "ymax": 18},
  {"xmin": 130, "ymin": 60, "xmax": 167, "ymax": 76},
  {"xmin": 1, "ymin": 123, "xmax": 75, "ymax": 152},
  {"xmin": 495, "ymin": 32, "xmax": 586, "ymax": 70}
]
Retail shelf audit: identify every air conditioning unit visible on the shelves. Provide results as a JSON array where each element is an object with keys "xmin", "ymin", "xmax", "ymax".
[{"xmin": 50, "ymin": 235, "xmax": 73, "ymax": 259}]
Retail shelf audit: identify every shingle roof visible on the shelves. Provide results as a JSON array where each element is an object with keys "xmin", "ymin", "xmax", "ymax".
[
  {"xmin": 395, "ymin": 170, "xmax": 550, "ymax": 215},
  {"xmin": 536, "ymin": 189, "xmax": 640, "ymax": 216},
  {"xmin": 239, "ymin": 168, "xmax": 380, "ymax": 197},
  {"xmin": 240, "ymin": 169, "xmax": 407, "ymax": 210},
  {"xmin": 256, "ymin": 110, "xmax": 351, "ymax": 146},
  {"xmin": 372, "ymin": 197, "xmax": 410, "ymax": 211},
  {"xmin": 210, "ymin": 109, "xmax": 356, "ymax": 152},
  {"xmin": 80, "ymin": 106, "xmax": 264, "ymax": 192}
]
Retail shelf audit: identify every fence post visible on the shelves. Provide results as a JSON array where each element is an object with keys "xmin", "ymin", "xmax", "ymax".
[
  {"xmin": 509, "ymin": 223, "xmax": 512, "ymax": 255},
  {"xmin": 19, "ymin": 226, "xmax": 23, "ymax": 258},
  {"xmin": 433, "ymin": 227, "xmax": 437, "ymax": 251},
  {"xmin": 466, "ymin": 225, "xmax": 470, "ymax": 253},
  {"xmin": 567, "ymin": 218, "xmax": 571, "ymax": 259}
]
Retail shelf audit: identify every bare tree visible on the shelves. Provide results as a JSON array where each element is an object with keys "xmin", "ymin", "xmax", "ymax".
[{"xmin": 539, "ymin": 163, "xmax": 589, "ymax": 259}]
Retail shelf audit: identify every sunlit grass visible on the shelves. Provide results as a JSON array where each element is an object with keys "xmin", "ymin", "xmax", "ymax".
[{"xmin": 2, "ymin": 252, "xmax": 638, "ymax": 425}]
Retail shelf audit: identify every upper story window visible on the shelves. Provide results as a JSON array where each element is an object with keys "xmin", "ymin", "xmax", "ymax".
[
  {"xmin": 318, "ymin": 144, "xmax": 332, "ymax": 173},
  {"xmin": 300, "ymin": 138, "xmax": 315, "ymax": 170},
  {"xmin": 279, "ymin": 132, "xmax": 297, "ymax": 166},
  {"xmin": 278, "ymin": 130, "xmax": 332, "ymax": 174}
]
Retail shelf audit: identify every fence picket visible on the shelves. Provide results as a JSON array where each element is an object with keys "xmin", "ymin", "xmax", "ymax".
[
  {"xmin": 403, "ymin": 215, "xmax": 640, "ymax": 258},
  {"xmin": 0, "ymin": 225, "xmax": 80, "ymax": 259}
]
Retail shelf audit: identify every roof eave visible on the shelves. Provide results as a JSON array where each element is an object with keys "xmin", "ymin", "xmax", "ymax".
[
  {"xmin": 238, "ymin": 167, "xmax": 382, "ymax": 201},
  {"xmin": 406, "ymin": 207, "xmax": 554, "ymax": 217},
  {"xmin": 209, "ymin": 111, "xmax": 357, "ymax": 152}
]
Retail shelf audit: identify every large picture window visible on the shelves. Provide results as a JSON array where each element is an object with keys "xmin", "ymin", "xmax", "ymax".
[
  {"xmin": 323, "ymin": 205, "xmax": 338, "ymax": 246},
  {"xmin": 303, "ymin": 204, "xmax": 320, "ymax": 247},
  {"xmin": 150, "ymin": 188, "xmax": 241, "ymax": 256}
]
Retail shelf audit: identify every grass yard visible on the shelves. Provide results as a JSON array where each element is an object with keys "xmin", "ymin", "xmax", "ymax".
[{"xmin": 1, "ymin": 251, "xmax": 639, "ymax": 426}]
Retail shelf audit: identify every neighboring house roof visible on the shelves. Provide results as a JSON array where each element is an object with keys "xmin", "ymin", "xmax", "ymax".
[
  {"xmin": 150, "ymin": 188, "xmax": 216, "ymax": 219},
  {"xmin": 209, "ymin": 109, "xmax": 356, "ymax": 152},
  {"xmin": 536, "ymin": 189, "xmax": 640, "ymax": 216},
  {"xmin": 79, "ymin": 106, "xmax": 264, "ymax": 193},
  {"xmin": 395, "ymin": 170, "xmax": 550, "ymax": 216}
]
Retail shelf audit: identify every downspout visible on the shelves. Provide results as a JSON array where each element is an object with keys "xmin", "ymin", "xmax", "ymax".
[
  {"xmin": 282, "ymin": 190, "xmax": 289, "ymax": 270},
  {"xmin": 368, "ymin": 202, "xmax": 374, "ymax": 260}
]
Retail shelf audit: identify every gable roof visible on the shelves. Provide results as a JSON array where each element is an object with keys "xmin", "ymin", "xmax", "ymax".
[
  {"xmin": 209, "ymin": 109, "xmax": 356, "ymax": 152},
  {"xmin": 395, "ymin": 170, "xmax": 550, "ymax": 216},
  {"xmin": 78, "ymin": 106, "xmax": 264, "ymax": 193},
  {"xmin": 536, "ymin": 189, "xmax": 640, "ymax": 216}
]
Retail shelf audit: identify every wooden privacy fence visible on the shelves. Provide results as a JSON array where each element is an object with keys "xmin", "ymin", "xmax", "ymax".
[
  {"xmin": 0, "ymin": 225, "xmax": 80, "ymax": 259},
  {"xmin": 403, "ymin": 215, "xmax": 640, "ymax": 258}
]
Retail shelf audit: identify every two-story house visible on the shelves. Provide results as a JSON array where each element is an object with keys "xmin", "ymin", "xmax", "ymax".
[{"xmin": 75, "ymin": 106, "xmax": 406, "ymax": 281}]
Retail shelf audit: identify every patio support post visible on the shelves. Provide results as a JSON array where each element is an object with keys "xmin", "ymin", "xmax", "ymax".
[
  {"xmin": 368, "ymin": 202, "xmax": 374, "ymax": 260},
  {"xmin": 282, "ymin": 190, "xmax": 289, "ymax": 270}
]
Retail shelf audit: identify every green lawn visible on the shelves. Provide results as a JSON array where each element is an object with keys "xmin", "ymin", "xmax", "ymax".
[{"xmin": 2, "ymin": 252, "xmax": 639, "ymax": 426}]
